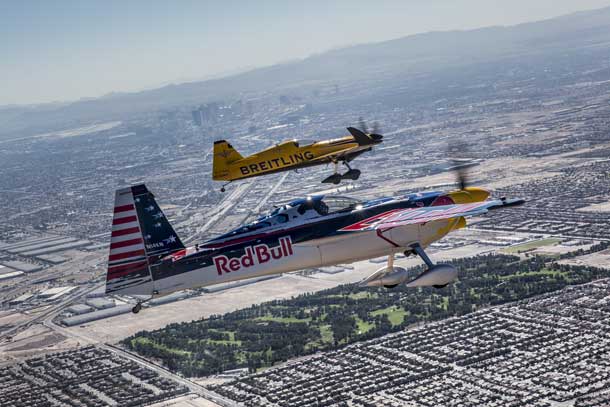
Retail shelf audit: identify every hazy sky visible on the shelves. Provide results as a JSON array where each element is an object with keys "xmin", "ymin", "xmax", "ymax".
[{"xmin": 2, "ymin": 0, "xmax": 610, "ymax": 106}]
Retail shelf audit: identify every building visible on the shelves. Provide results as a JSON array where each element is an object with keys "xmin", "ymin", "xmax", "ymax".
[
  {"xmin": 85, "ymin": 286, "xmax": 107, "ymax": 298},
  {"xmin": 192, "ymin": 109, "xmax": 204, "ymax": 126},
  {"xmin": 0, "ymin": 261, "xmax": 42, "ymax": 273},
  {"xmin": 149, "ymin": 291, "xmax": 188, "ymax": 306},
  {"xmin": 0, "ymin": 271, "xmax": 24, "ymax": 281},
  {"xmin": 85, "ymin": 297, "xmax": 115, "ymax": 310},
  {"xmin": 39, "ymin": 286, "xmax": 77, "ymax": 301},
  {"xmin": 192, "ymin": 103, "xmax": 220, "ymax": 126},
  {"xmin": 36, "ymin": 254, "xmax": 67, "ymax": 264},
  {"xmin": 66, "ymin": 304, "xmax": 94, "ymax": 315},
  {"xmin": 8, "ymin": 293, "xmax": 34, "ymax": 306},
  {"xmin": 61, "ymin": 305, "xmax": 132, "ymax": 326}
]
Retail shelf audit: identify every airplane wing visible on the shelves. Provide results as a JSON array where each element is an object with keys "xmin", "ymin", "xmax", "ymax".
[
  {"xmin": 340, "ymin": 198, "xmax": 524, "ymax": 232},
  {"xmin": 311, "ymin": 147, "xmax": 359, "ymax": 161},
  {"xmin": 307, "ymin": 147, "xmax": 370, "ymax": 166}
]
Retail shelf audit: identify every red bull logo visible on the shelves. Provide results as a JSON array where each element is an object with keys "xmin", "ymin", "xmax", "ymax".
[{"xmin": 213, "ymin": 237, "xmax": 294, "ymax": 275}]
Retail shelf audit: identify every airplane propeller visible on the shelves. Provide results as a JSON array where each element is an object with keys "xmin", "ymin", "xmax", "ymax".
[
  {"xmin": 446, "ymin": 140, "xmax": 491, "ymax": 202},
  {"xmin": 370, "ymin": 121, "xmax": 383, "ymax": 141},
  {"xmin": 456, "ymin": 163, "xmax": 468, "ymax": 190},
  {"xmin": 370, "ymin": 121, "xmax": 381, "ymax": 134},
  {"xmin": 355, "ymin": 118, "xmax": 383, "ymax": 142},
  {"xmin": 359, "ymin": 117, "xmax": 368, "ymax": 133},
  {"xmin": 448, "ymin": 140, "xmax": 471, "ymax": 190}
]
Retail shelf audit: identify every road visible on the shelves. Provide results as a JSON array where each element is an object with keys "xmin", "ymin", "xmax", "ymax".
[
  {"xmin": 44, "ymin": 316, "xmax": 236, "ymax": 406},
  {"xmin": 106, "ymin": 344, "xmax": 237, "ymax": 407},
  {"xmin": 184, "ymin": 180, "xmax": 254, "ymax": 243},
  {"xmin": 18, "ymin": 283, "xmax": 237, "ymax": 406},
  {"xmin": 185, "ymin": 167, "xmax": 289, "ymax": 243},
  {"xmin": 0, "ymin": 282, "xmax": 104, "ymax": 342},
  {"xmin": 2, "ymin": 169, "xmax": 291, "ymax": 406},
  {"xmin": 252, "ymin": 172, "xmax": 289, "ymax": 214}
]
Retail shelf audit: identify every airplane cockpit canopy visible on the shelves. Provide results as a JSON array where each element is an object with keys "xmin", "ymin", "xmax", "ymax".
[
  {"xmin": 321, "ymin": 196, "xmax": 362, "ymax": 214},
  {"xmin": 276, "ymin": 140, "xmax": 300, "ymax": 149},
  {"xmin": 210, "ymin": 195, "xmax": 362, "ymax": 241},
  {"xmin": 274, "ymin": 139, "xmax": 318, "ymax": 149},
  {"xmin": 272, "ymin": 195, "xmax": 361, "ymax": 217}
]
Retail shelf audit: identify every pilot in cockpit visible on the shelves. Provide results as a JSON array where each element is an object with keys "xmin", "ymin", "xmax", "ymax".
[{"xmin": 210, "ymin": 196, "xmax": 362, "ymax": 242}]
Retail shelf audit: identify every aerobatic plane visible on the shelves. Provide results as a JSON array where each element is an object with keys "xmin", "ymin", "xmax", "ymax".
[
  {"xmin": 212, "ymin": 125, "xmax": 382, "ymax": 191},
  {"xmin": 106, "ymin": 183, "xmax": 523, "ymax": 313}
]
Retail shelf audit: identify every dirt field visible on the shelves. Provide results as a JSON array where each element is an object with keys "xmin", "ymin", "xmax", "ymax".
[
  {"xmin": 71, "ymin": 274, "xmax": 341, "ymax": 343},
  {"xmin": 532, "ymin": 242, "xmax": 595, "ymax": 255},
  {"xmin": 577, "ymin": 201, "xmax": 610, "ymax": 213},
  {"xmin": 559, "ymin": 249, "xmax": 610, "ymax": 269},
  {"xmin": 0, "ymin": 324, "xmax": 81, "ymax": 364}
]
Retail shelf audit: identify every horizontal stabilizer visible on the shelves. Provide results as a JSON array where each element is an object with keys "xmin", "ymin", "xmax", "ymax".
[{"xmin": 346, "ymin": 127, "xmax": 372, "ymax": 145}]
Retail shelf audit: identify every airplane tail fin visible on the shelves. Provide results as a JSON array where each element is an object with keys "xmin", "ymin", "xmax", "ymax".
[
  {"xmin": 347, "ymin": 127, "xmax": 372, "ymax": 145},
  {"xmin": 213, "ymin": 140, "xmax": 244, "ymax": 180},
  {"xmin": 105, "ymin": 184, "xmax": 184, "ymax": 296}
]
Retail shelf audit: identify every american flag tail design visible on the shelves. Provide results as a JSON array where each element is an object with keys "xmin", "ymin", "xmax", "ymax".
[{"xmin": 105, "ymin": 184, "xmax": 184, "ymax": 296}]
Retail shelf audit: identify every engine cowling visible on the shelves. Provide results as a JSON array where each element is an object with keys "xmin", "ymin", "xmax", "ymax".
[
  {"xmin": 406, "ymin": 264, "xmax": 458, "ymax": 288},
  {"xmin": 363, "ymin": 267, "xmax": 409, "ymax": 287}
]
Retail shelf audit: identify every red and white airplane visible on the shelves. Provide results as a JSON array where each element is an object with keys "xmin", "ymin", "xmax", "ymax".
[{"xmin": 105, "ymin": 184, "xmax": 523, "ymax": 313}]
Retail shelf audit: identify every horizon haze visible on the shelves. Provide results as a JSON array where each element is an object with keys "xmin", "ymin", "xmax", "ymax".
[{"xmin": 3, "ymin": 0, "xmax": 610, "ymax": 106}]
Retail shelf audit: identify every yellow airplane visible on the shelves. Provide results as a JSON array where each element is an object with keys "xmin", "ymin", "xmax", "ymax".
[{"xmin": 213, "ymin": 126, "xmax": 383, "ymax": 191}]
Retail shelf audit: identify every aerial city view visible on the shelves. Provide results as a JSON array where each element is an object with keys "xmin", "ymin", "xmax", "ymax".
[{"xmin": 4, "ymin": 1, "xmax": 610, "ymax": 406}]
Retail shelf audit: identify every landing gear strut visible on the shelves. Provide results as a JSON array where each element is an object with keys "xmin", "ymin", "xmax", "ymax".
[
  {"xmin": 412, "ymin": 244, "xmax": 434, "ymax": 268},
  {"xmin": 362, "ymin": 232, "xmax": 458, "ymax": 288},
  {"xmin": 220, "ymin": 182, "xmax": 231, "ymax": 193},
  {"xmin": 342, "ymin": 161, "xmax": 361, "ymax": 181},
  {"xmin": 359, "ymin": 250, "xmax": 409, "ymax": 288},
  {"xmin": 131, "ymin": 296, "xmax": 154, "ymax": 314},
  {"xmin": 384, "ymin": 252, "xmax": 399, "ymax": 288}
]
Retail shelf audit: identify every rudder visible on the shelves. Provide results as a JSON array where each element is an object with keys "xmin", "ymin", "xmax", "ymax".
[
  {"xmin": 213, "ymin": 140, "xmax": 243, "ymax": 180},
  {"xmin": 106, "ymin": 184, "xmax": 185, "ymax": 296}
]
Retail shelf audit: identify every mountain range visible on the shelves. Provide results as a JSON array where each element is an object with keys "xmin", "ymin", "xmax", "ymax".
[{"xmin": 2, "ymin": 6, "xmax": 610, "ymax": 139}]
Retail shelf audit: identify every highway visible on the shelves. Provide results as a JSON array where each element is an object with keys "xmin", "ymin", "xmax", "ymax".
[
  {"xmin": 184, "ymin": 180, "xmax": 254, "ymax": 243},
  {"xmin": 252, "ymin": 172, "xmax": 289, "ymax": 214},
  {"xmin": 185, "ymin": 167, "xmax": 289, "ymax": 244},
  {"xmin": 105, "ymin": 344, "xmax": 237, "ymax": 407},
  {"xmin": 0, "ymin": 282, "xmax": 104, "ymax": 342}
]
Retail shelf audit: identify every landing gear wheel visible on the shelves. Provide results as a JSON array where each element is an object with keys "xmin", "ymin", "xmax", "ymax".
[
  {"xmin": 132, "ymin": 303, "xmax": 142, "ymax": 314},
  {"xmin": 433, "ymin": 284, "xmax": 448, "ymax": 289},
  {"xmin": 384, "ymin": 284, "xmax": 398, "ymax": 289},
  {"xmin": 220, "ymin": 187, "xmax": 226, "ymax": 193}
]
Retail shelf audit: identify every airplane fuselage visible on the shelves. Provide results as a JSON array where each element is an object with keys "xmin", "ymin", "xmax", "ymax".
[
  {"xmin": 147, "ymin": 193, "xmax": 464, "ymax": 296},
  {"xmin": 105, "ymin": 182, "xmax": 521, "ymax": 305},
  {"xmin": 221, "ymin": 138, "xmax": 364, "ymax": 181}
]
